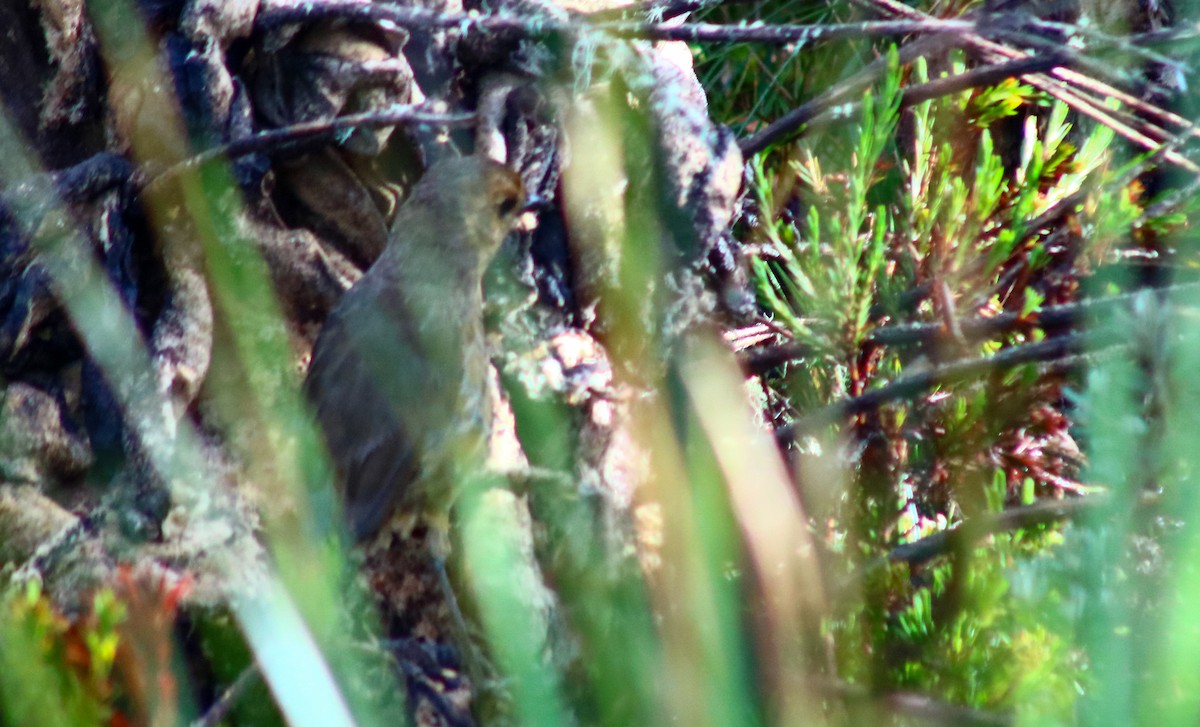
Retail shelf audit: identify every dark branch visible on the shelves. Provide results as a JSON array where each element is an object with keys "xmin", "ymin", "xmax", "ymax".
[
  {"xmin": 779, "ymin": 330, "xmax": 1120, "ymax": 437},
  {"xmin": 737, "ymin": 34, "xmax": 955, "ymax": 156},
  {"xmin": 257, "ymin": 2, "xmax": 980, "ymax": 45},
  {"xmin": 744, "ymin": 280, "xmax": 1200, "ymax": 375},
  {"xmin": 191, "ymin": 665, "xmax": 261, "ymax": 727},
  {"xmin": 584, "ymin": 0, "xmax": 760, "ymax": 23},
  {"xmin": 885, "ymin": 495, "xmax": 1111, "ymax": 567},
  {"xmin": 741, "ymin": 50, "xmax": 1070, "ymax": 155},
  {"xmin": 147, "ymin": 104, "xmax": 475, "ymax": 190},
  {"xmin": 599, "ymin": 18, "xmax": 979, "ymax": 44},
  {"xmin": 831, "ymin": 491, "xmax": 1156, "ymax": 605},
  {"xmin": 817, "ymin": 678, "xmax": 1013, "ymax": 726}
]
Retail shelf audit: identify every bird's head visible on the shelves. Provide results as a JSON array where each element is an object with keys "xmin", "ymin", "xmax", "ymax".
[{"xmin": 403, "ymin": 156, "xmax": 527, "ymax": 261}]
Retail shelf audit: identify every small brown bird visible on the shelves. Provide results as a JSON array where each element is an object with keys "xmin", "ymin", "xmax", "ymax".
[{"xmin": 304, "ymin": 155, "xmax": 526, "ymax": 541}]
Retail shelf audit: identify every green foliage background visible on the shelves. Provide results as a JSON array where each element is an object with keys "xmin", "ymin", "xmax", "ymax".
[{"xmin": 4, "ymin": 0, "xmax": 1200, "ymax": 725}]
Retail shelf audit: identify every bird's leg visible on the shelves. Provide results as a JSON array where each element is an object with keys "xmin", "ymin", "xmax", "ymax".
[{"xmin": 426, "ymin": 515, "xmax": 491, "ymax": 686}]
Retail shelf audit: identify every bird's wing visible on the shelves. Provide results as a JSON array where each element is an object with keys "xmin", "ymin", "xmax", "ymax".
[{"xmin": 305, "ymin": 287, "xmax": 451, "ymax": 540}]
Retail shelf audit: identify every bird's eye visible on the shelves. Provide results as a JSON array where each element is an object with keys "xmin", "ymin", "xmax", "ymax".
[{"xmin": 497, "ymin": 196, "xmax": 519, "ymax": 217}]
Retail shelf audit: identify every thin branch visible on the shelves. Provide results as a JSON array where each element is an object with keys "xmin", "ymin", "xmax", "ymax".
[
  {"xmin": 1047, "ymin": 17, "xmax": 1194, "ymax": 70},
  {"xmin": 146, "ymin": 104, "xmax": 474, "ymax": 191},
  {"xmin": 190, "ymin": 664, "xmax": 261, "ymax": 727},
  {"xmin": 901, "ymin": 51, "xmax": 1066, "ymax": 105},
  {"xmin": 585, "ymin": 0, "xmax": 760, "ymax": 23},
  {"xmin": 1138, "ymin": 128, "xmax": 1200, "ymax": 217},
  {"xmin": 598, "ymin": 18, "xmax": 980, "ymax": 44},
  {"xmin": 256, "ymin": 2, "xmax": 545, "ymax": 33},
  {"xmin": 856, "ymin": 0, "xmax": 1200, "ymax": 172},
  {"xmin": 740, "ymin": 11, "xmax": 1196, "ymax": 157},
  {"xmin": 981, "ymin": 50, "xmax": 1195, "ymax": 169},
  {"xmin": 44, "ymin": 152, "xmax": 136, "ymax": 202},
  {"xmin": 818, "ymin": 51, "xmax": 1069, "ymax": 134},
  {"xmin": 743, "ymin": 280, "xmax": 1200, "ymax": 374},
  {"xmin": 740, "ymin": 341, "xmax": 817, "ymax": 373},
  {"xmin": 737, "ymin": 34, "xmax": 946, "ymax": 155},
  {"xmin": 741, "ymin": 49, "xmax": 1068, "ymax": 155},
  {"xmin": 991, "ymin": 23, "xmax": 1173, "ymax": 96},
  {"xmin": 1127, "ymin": 22, "xmax": 1200, "ymax": 49},
  {"xmin": 827, "ymin": 490, "xmax": 1158, "ymax": 609},
  {"xmin": 779, "ymin": 330, "xmax": 1120, "ymax": 437},
  {"xmin": 867, "ymin": 280, "xmax": 1200, "ymax": 348},
  {"xmin": 1146, "ymin": 171, "xmax": 1200, "ymax": 218},
  {"xmin": 988, "ymin": 38, "xmax": 1197, "ymax": 144},
  {"xmin": 884, "ymin": 495, "xmax": 1111, "ymax": 567},
  {"xmin": 817, "ymin": 678, "xmax": 1013, "ymax": 726},
  {"xmin": 257, "ymin": 1, "xmax": 981, "ymax": 45}
]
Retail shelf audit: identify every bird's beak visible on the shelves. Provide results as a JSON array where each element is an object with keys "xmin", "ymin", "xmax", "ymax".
[{"xmin": 522, "ymin": 195, "xmax": 550, "ymax": 214}]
